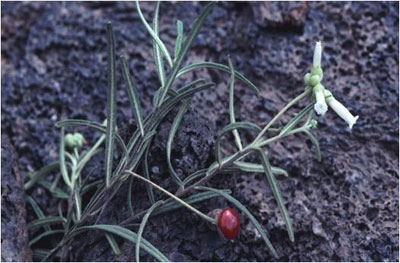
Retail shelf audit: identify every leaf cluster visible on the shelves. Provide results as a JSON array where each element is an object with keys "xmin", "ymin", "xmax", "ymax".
[{"xmin": 25, "ymin": 2, "xmax": 323, "ymax": 261}]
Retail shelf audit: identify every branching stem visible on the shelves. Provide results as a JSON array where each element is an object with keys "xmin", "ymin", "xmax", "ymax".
[{"xmin": 254, "ymin": 88, "xmax": 311, "ymax": 142}]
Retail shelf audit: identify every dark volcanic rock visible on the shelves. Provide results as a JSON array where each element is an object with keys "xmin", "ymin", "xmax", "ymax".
[
  {"xmin": 1, "ymin": 135, "xmax": 32, "ymax": 261},
  {"xmin": 1, "ymin": 1, "xmax": 398, "ymax": 262}
]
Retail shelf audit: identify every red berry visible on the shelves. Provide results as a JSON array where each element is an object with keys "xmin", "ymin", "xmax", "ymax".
[{"xmin": 217, "ymin": 208, "xmax": 240, "ymax": 240}]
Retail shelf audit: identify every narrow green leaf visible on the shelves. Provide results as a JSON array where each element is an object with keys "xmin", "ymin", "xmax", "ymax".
[
  {"xmin": 37, "ymin": 180, "xmax": 69, "ymax": 199},
  {"xmin": 27, "ymin": 217, "xmax": 66, "ymax": 231},
  {"xmin": 76, "ymin": 225, "xmax": 169, "ymax": 262},
  {"xmin": 27, "ymin": 196, "xmax": 51, "ymax": 231},
  {"xmin": 136, "ymin": 0, "xmax": 173, "ymax": 67},
  {"xmin": 197, "ymin": 186, "xmax": 278, "ymax": 258},
  {"xmin": 256, "ymin": 148, "xmax": 294, "ymax": 242},
  {"xmin": 127, "ymin": 131, "xmax": 157, "ymax": 172},
  {"xmin": 105, "ymin": 233, "xmax": 121, "ymax": 256},
  {"xmin": 121, "ymin": 56, "xmax": 145, "ymax": 137},
  {"xmin": 153, "ymin": 89, "xmax": 161, "ymax": 108},
  {"xmin": 58, "ymin": 201, "xmax": 65, "ymax": 220},
  {"xmin": 177, "ymin": 78, "xmax": 206, "ymax": 92},
  {"xmin": 142, "ymin": 143, "xmax": 156, "ymax": 204},
  {"xmin": 105, "ymin": 21, "xmax": 117, "ymax": 188},
  {"xmin": 156, "ymin": 2, "xmax": 216, "ymax": 107},
  {"xmin": 177, "ymin": 62, "xmax": 259, "ymax": 96},
  {"xmin": 228, "ymin": 56, "xmax": 243, "ymax": 151},
  {"xmin": 303, "ymin": 130, "xmax": 321, "ymax": 162},
  {"xmin": 218, "ymin": 122, "xmax": 262, "ymax": 138},
  {"xmin": 270, "ymin": 166, "xmax": 289, "ymax": 177},
  {"xmin": 74, "ymin": 190, "xmax": 82, "ymax": 221},
  {"xmin": 24, "ymin": 162, "xmax": 59, "ymax": 190},
  {"xmin": 152, "ymin": 1, "xmax": 166, "ymax": 88},
  {"xmin": 136, "ymin": 201, "xmax": 164, "ymax": 262},
  {"xmin": 216, "ymin": 122, "xmax": 261, "ymax": 166},
  {"xmin": 166, "ymin": 99, "xmax": 190, "ymax": 187},
  {"xmin": 59, "ymin": 127, "xmax": 72, "ymax": 189},
  {"xmin": 29, "ymin": 229, "xmax": 64, "ymax": 247},
  {"xmin": 233, "ymin": 161, "xmax": 289, "ymax": 177},
  {"xmin": 182, "ymin": 169, "xmax": 207, "ymax": 186},
  {"xmin": 152, "ymin": 189, "xmax": 231, "ymax": 216},
  {"xmin": 279, "ymin": 103, "xmax": 314, "ymax": 137},
  {"xmin": 127, "ymin": 176, "xmax": 135, "ymax": 215},
  {"xmin": 174, "ymin": 20, "xmax": 183, "ymax": 61},
  {"xmin": 32, "ymin": 249, "xmax": 51, "ymax": 261}
]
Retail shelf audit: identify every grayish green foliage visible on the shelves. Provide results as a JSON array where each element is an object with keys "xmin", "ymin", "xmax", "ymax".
[
  {"xmin": 121, "ymin": 56, "xmax": 145, "ymax": 137},
  {"xmin": 25, "ymin": 2, "xmax": 331, "ymax": 261},
  {"xmin": 105, "ymin": 21, "xmax": 117, "ymax": 188},
  {"xmin": 256, "ymin": 148, "xmax": 294, "ymax": 242}
]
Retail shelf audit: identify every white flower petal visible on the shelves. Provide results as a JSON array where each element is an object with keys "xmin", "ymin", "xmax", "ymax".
[
  {"xmin": 313, "ymin": 41, "xmax": 322, "ymax": 68},
  {"xmin": 314, "ymin": 88, "xmax": 328, "ymax": 115},
  {"xmin": 327, "ymin": 98, "xmax": 359, "ymax": 129}
]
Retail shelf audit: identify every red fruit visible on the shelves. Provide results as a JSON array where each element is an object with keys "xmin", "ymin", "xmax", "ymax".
[{"xmin": 217, "ymin": 208, "xmax": 240, "ymax": 240}]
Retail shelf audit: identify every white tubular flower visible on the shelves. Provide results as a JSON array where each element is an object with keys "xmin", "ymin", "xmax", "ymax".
[
  {"xmin": 313, "ymin": 84, "xmax": 328, "ymax": 116},
  {"xmin": 313, "ymin": 41, "xmax": 322, "ymax": 68},
  {"xmin": 326, "ymin": 96, "xmax": 359, "ymax": 129}
]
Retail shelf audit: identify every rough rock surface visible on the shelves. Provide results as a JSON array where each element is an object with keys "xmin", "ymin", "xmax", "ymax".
[
  {"xmin": 1, "ymin": 1, "xmax": 398, "ymax": 262},
  {"xmin": 1, "ymin": 135, "xmax": 32, "ymax": 261}
]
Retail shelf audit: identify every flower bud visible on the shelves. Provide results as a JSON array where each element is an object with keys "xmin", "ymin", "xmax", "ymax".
[
  {"xmin": 65, "ymin": 133, "xmax": 76, "ymax": 148},
  {"xmin": 304, "ymin": 73, "xmax": 311, "ymax": 86},
  {"xmin": 73, "ymin": 133, "xmax": 84, "ymax": 148},
  {"xmin": 309, "ymin": 119, "xmax": 318, "ymax": 129},
  {"xmin": 309, "ymin": 74, "xmax": 320, "ymax": 87},
  {"xmin": 64, "ymin": 133, "xmax": 84, "ymax": 149},
  {"xmin": 311, "ymin": 66, "xmax": 323, "ymax": 81}
]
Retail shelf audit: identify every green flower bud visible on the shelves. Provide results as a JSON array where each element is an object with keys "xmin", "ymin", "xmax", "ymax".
[
  {"xmin": 304, "ymin": 73, "xmax": 311, "ymax": 86},
  {"xmin": 310, "ymin": 119, "xmax": 318, "ymax": 129},
  {"xmin": 309, "ymin": 74, "xmax": 320, "ymax": 87},
  {"xmin": 311, "ymin": 66, "xmax": 323, "ymax": 81},
  {"xmin": 73, "ymin": 133, "xmax": 84, "ymax": 148},
  {"xmin": 65, "ymin": 133, "xmax": 76, "ymax": 148}
]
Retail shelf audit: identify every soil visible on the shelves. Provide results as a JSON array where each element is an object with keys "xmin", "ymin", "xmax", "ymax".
[
  {"xmin": 1, "ymin": 135, "xmax": 31, "ymax": 261},
  {"xmin": 1, "ymin": 1, "xmax": 399, "ymax": 262}
]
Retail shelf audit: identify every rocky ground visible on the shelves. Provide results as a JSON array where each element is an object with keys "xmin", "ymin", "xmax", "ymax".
[{"xmin": 1, "ymin": 1, "xmax": 399, "ymax": 262}]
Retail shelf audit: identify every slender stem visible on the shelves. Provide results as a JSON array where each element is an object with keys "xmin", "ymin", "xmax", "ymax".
[
  {"xmin": 74, "ymin": 148, "xmax": 79, "ymax": 159},
  {"xmin": 254, "ymin": 88, "xmax": 311, "ymax": 142},
  {"xmin": 124, "ymin": 171, "xmax": 215, "ymax": 223},
  {"xmin": 74, "ymin": 191, "xmax": 81, "ymax": 221},
  {"xmin": 257, "ymin": 126, "xmax": 309, "ymax": 148}
]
